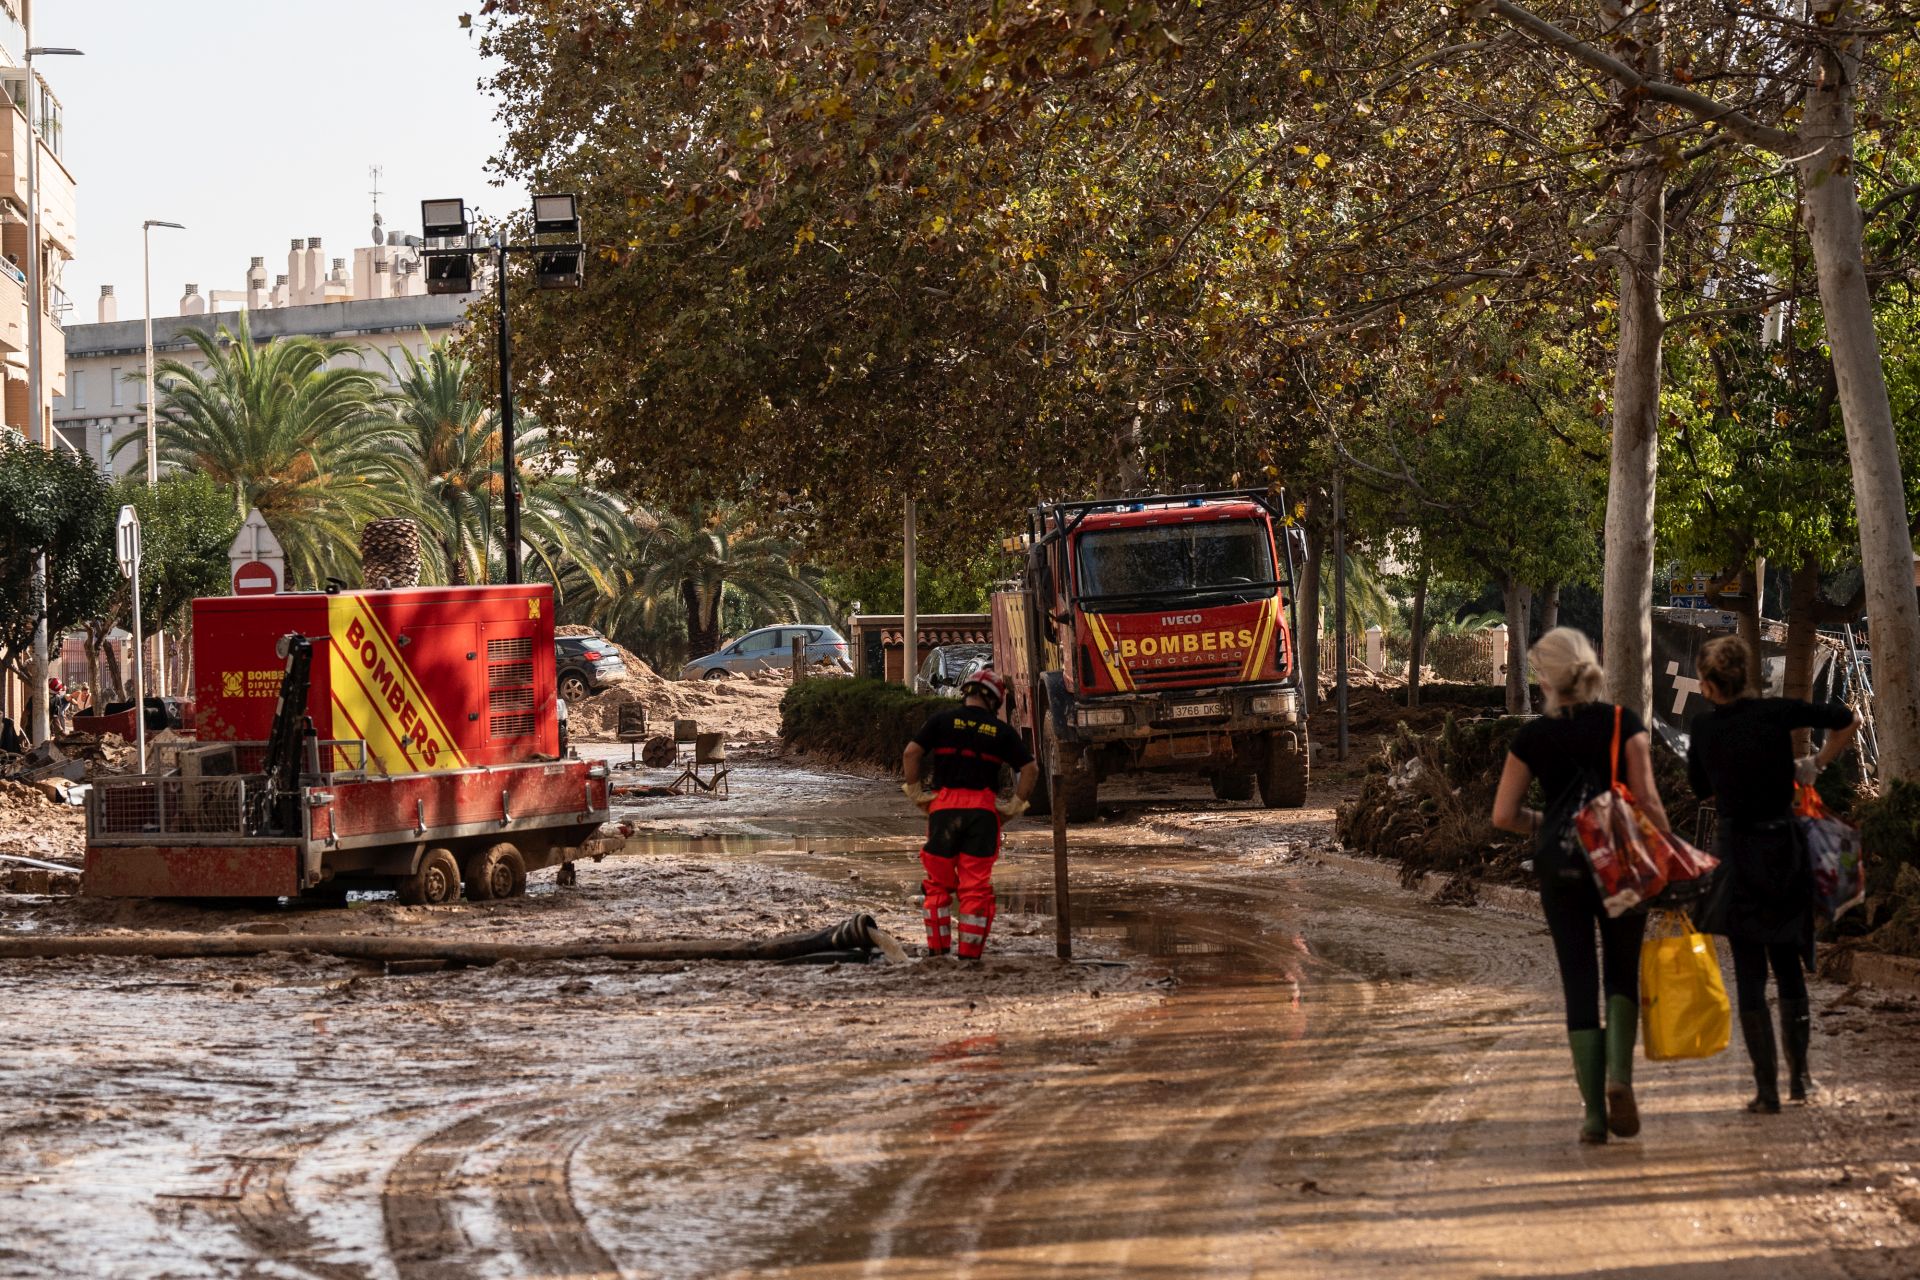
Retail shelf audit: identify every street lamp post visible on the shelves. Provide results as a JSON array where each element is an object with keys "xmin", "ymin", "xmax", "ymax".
[
  {"xmin": 23, "ymin": 40, "xmax": 83, "ymax": 745},
  {"xmin": 420, "ymin": 195, "xmax": 582, "ymax": 586},
  {"xmin": 141, "ymin": 219, "xmax": 184, "ymax": 699},
  {"xmin": 142, "ymin": 220, "xmax": 184, "ymax": 486}
]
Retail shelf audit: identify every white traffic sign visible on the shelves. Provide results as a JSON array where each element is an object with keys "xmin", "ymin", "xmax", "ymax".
[
  {"xmin": 229, "ymin": 508, "xmax": 285, "ymax": 560},
  {"xmin": 115, "ymin": 504, "xmax": 141, "ymax": 579}
]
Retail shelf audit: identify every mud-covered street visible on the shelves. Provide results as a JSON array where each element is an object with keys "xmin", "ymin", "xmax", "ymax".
[{"xmin": 4, "ymin": 763, "xmax": 1920, "ymax": 1278}]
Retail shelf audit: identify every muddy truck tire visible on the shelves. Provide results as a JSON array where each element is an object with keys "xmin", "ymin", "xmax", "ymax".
[
  {"xmin": 1210, "ymin": 773, "xmax": 1257, "ymax": 802},
  {"xmin": 464, "ymin": 843, "xmax": 527, "ymax": 901},
  {"xmin": 397, "ymin": 847, "xmax": 462, "ymax": 906},
  {"xmin": 1256, "ymin": 733, "xmax": 1309, "ymax": 809}
]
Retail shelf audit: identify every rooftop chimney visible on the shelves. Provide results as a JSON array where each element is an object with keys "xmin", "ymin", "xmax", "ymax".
[{"xmin": 97, "ymin": 284, "xmax": 116, "ymax": 324}]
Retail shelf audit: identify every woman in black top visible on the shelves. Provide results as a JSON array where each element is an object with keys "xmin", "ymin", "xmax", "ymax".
[
  {"xmin": 1687, "ymin": 635, "xmax": 1857, "ymax": 1113},
  {"xmin": 1493, "ymin": 627, "xmax": 1675, "ymax": 1144}
]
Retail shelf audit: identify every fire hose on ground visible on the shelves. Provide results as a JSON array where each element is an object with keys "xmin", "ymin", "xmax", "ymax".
[{"xmin": 0, "ymin": 913, "xmax": 912, "ymax": 967}]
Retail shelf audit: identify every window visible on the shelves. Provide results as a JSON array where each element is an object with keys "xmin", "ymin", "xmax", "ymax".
[
  {"xmin": 1075, "ymin": 521, "xmax": 1276, "ymax": 603},
  {"xmin": 109, "ymin": 367, "xmax": 123, "ymax": 407},
  {"xmin": 69, "ymin": 371, "xmax": 83, "ymax": 409},
  {"xmin": 36, "ymin": 85, "xmax": 60, "ymax": 159},
  {"xmin": 736, "ymin": 630, "xmax": 780, "ymax": 657}
]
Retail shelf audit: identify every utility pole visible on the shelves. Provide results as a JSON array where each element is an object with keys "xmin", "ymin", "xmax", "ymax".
[
  {"xmin": 494, "ymin": 235, "xmax": 522, "ymax": 584},
  {"xmin": 142, "ymin": 218, "xmax": 184, "ymax": 698},
  {"xmin": 903, "ymin": 498, "xmax": 918, "ymax": 687}
]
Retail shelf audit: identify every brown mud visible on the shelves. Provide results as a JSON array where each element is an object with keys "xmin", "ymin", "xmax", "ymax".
[{"xmin": 1, "ymin": 764, "xmax": 1918, "ymax": 1277}]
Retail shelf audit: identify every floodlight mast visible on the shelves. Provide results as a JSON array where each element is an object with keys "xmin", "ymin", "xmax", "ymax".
[{"xmin": 418, "ymin": 196, "xmax": 584, "ymax": 584}]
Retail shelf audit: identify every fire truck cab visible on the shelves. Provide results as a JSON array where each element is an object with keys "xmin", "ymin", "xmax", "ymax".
[{"xmin": 992, "ymin": 490, "xmax": 1309, "ymax": 821}]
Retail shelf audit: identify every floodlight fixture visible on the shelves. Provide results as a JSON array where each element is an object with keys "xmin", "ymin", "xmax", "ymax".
[
  {"xmin": 535, "ymin": 247, "xmax": 583, "ymax": 290},
  {"xmin": 425, "ymin": 253, "xmax": 474, "ymax": 295},
  {"xmin": 421, "ymin": 198, "xmax": 469, "ymax": 240},
  {"xmin": 532, "ymin": 192, "xmax": 580, "ymax": 236}
]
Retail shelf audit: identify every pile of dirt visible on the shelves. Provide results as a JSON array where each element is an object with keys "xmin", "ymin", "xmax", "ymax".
[
  {"xmin": 0, "ymin": 778, "xmax": 85, "ymax": 866},
  {"xmin": 569, "ymin": 665, "xmax": 831, "ymax": 743}
]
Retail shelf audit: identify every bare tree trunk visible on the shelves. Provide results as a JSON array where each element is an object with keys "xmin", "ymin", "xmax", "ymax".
[
  {"xmin": 1599, "ymin": 0, "xmax": 1665, "ymax": 727},
  {"xmin": 1798, "ymin": 30, "xmax": 1920, "ymax": 782},
  {"xmin": 84, "ymin": 625, "xmax": 101, "ymax": 705},
  {"xmin": 1299, "ymin": 502, "xmax": 1324, "ymax": 713},
  {"xmin": 1541, "ymin": 583, "xmax": 1562, "ymax": 632},
  {"xmin": 1408, "ymin": 552, "xmax": 1429, "ymax": 710},
  {"xmin": 101, "ymin": 640, "xmax": 125, "ymax": 705},
  {"xmin": 1503, "ymin": 577, "xmax": 1533, "ymax": 714},
  {"xmin": 1785, "ymin": 555, "xmax": 1823, "ymax": 756}
]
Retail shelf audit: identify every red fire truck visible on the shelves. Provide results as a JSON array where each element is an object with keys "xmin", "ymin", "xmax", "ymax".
[
  {"xmin": 82, "ymin": 585, "xmax": 611, "ymax": 903},
  {"xmin": 991, "ymin": 490, "xmax": 1308, "ymax": 821}
]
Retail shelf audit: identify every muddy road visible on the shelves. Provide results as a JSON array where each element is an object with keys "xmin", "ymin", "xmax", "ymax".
[{"xmin": 3, "ymin": 760, "xmax": 1919, "ymax": 1278}]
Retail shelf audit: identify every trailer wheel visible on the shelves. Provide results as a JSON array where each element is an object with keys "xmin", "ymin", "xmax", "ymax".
[
  {"xmin": 465, "ymin": 842, "xmax": 528, "ymax": 901},
  {"xmin": 1256, "ymin": 733, "xmax": 1309, "ymax": 809},
  {"xmin": 1210, "ymin": 773, "xmax": 1256, "ymax": 802},
  {"xmin": 397, "ymin": 847, "xmax": 462, "ymax": 906}
]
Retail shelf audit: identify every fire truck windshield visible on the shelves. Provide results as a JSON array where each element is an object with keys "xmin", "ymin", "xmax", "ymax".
[{"xmin": 1074, "ymin": 520, "xmax": 1277, "ymax": 605}]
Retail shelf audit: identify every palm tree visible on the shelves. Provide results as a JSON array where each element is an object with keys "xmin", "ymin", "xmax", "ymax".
[
  {"xmin": 611, "ymin": 502, "xmax": 829, "ymax": 658},
  {"xmin": 385, "ymin": 340, "xmax": 629, "ymax": 589},
  {"xmin": 115, "ymin": 312, "xmax": 409, "ymax": 589}
]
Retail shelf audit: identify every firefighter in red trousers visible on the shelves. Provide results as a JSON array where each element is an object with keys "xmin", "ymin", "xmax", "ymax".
[{"xmin": 901, "ymin": 670, "xmax": 1039, "ymax": 960}]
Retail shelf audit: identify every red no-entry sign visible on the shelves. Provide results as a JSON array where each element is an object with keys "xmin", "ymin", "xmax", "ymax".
[{"xmin": 232, "ymin": 559, "xmax": 281, "ymax": 596}]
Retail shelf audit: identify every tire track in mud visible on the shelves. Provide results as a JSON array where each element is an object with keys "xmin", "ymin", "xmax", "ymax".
[
  {"xmin": 492, "ymin": 1114, "xmax": 623, "ymax": 1280},
  {"xmin": 186, "ymin": 1149, "xmax": 373, "ymax": 1280},
  {"xmin": 383, "ymin": 1099, "xmax": 628, "ymax": 1280}
]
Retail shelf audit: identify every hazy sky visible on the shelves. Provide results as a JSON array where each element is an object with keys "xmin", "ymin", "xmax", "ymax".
[{"xmin": 42, "ymin": 0, "xmax": 524, "ymax": 319}]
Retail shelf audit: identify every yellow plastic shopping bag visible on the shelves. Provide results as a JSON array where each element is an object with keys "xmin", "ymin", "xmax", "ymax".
[{"xmin": 1639, "ymin": 910, "xmax": 1731, "ymax": 1061}]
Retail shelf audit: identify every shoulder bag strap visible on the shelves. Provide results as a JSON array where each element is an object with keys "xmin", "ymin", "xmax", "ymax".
[{"xmin": 1610, "ymin": 705, "xmax": 1623, "ymax": 789}]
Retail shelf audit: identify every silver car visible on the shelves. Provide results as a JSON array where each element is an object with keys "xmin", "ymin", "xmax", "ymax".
[{"xmin": 681, "ymin": 625, "xmax": 853, "ymax": 680}]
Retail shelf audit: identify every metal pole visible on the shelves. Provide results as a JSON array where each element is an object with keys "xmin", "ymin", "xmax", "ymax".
[
  {"xmin": 129, "ymin": 557, "xmax": 146, "ymax": 774},
  {"xmin": 143, "ymin": 224, "xmax": 156, "ymax": 486},
  {"xmin": 25, "ymin": 44, "xmax": 48, "ymax": 744},
  {"xmin": 1334, "ymin": 470, "xmax": 1348, "ymax": 761},
  {"xmin": 902, "ymin": 498, "xmax": 917, "ymax": 687},
  {"xmin": 1052, "ymin": 794, "xmax": 1072, "ymax": 960},
  {"xmin": 495, "ymin": 239, "xmax": 522, "ymax": 585}
]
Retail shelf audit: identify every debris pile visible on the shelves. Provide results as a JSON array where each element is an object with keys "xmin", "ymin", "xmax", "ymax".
[
  {"xmin": 566, "ymin": 658, "xmax": 833, "ymax": 743},
  {"xmin": 0, "ymin": 732, "xmax": 145, "ymax": 878}
]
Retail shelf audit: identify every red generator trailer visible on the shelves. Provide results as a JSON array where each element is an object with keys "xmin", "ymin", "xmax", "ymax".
[{"xmin": 82, "ymin": 585, "xmax": 611, "ymax": 904}]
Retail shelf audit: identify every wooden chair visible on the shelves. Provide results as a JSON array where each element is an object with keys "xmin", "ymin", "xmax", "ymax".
[
  {"xmin": 692, "ymin": 732, "xmax": 730, "ymax": 797},
  {"xmin": 616, "ymin": 703, "xmax": 649, "ymax": 769}
]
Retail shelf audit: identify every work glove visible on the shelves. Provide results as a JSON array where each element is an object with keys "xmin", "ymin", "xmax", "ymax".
[
  {"xmin": 996, "ymin": 795, "xmax": 1030, "ymax": 820},
  {"xmin": 1794, "ymin": 755, "xmax": 1821, "ymax": 786},
  {"xmin": 902, "ymin": 780, "xmax": 933, "ymax": 813}
]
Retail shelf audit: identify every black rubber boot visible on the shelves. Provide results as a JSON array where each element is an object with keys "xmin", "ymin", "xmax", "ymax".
[
  {"xmin": 1739, "ymin": 1008, "xmax": 1781, "ymax": 1114},
  {"xmin": 1780, "ymin": 998, "xmax": 1813, "ymax": 1102},
  {"xmin": 1569, "ymin": 1029, "xmax": 1608, "ymax": 1144},
  {"xmin": 1604, "ymin": 994, "xmax": 1641, "ymax": 1138}
]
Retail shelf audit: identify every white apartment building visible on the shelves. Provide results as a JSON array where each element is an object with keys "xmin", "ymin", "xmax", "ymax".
[{"xmin": 56, "ymin": 220, "xmax": 478, "ymax": 476}]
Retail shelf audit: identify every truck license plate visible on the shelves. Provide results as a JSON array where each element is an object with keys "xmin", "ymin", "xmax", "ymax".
[{"xmin": 1170, "ymin": 701, "xmax": 1224, "ymax": 719}]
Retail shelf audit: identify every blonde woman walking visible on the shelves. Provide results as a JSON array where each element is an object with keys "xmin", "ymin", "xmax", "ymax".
[{"xmin": 1493, "ymin": 627, "xmax": 1675, "ymax": 1144}]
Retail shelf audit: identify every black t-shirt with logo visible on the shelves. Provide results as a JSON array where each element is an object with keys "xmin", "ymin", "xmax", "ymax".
[{"xmin": 912, "ymin": 705, "xmax": 1035, "ymax": 792}]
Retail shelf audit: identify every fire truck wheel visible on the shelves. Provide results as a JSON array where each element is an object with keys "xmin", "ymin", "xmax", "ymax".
[
  {"xmin": 398, "ymin": 848, "xmax": 463, "ymax": 906},
  {"xmin": 1210, "ymin": 773, "xmax": 1256, "ymax": 802},
  {"xmin": 1256, "ymin": 734, "xmax": 1310, "ymax": 809},
  {"xmin": 465, "ymin": 843, "xmax": 528, "ymax": 901}
]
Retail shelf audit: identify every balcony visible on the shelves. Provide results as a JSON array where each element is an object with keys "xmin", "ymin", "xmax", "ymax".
[{"xmin": 0, "ymin": 102, "xmax": 75, "ymax": 257}]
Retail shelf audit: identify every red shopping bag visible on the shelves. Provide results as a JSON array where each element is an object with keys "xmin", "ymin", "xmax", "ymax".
[{"xmin": 1563, "ymin": 708, "xmax": 1717, "ymax": 917}]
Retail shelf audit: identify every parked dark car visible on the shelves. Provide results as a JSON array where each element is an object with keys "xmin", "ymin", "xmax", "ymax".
[
  {"xmin": 914, "ymin": 643, "xmax": 995, "ymax": 697},
  {"xmin": 555, "ymin": 632, "xmax": 630, "ymax": 702}
]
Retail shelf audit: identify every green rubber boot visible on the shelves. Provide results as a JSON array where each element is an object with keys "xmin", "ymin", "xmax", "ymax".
[
  {"xmin": 1568, "ymin": 1028, "xmax": 1608, "ymax": 1144},
  {"xmin": 1604, "ymin": 994, "xmax": 1641, "ymax": 1138}
]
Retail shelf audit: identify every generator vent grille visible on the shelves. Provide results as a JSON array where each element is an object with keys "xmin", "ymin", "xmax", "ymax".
[
  {"xmin": 489, "ymin": 712, "xmax": 536, "ymax": 737},
  {"xmin": 486, "ymin": 633, "xmax": 537, "ymax": 739},
  {"xmin": 488, "ymin": 661, "xmax": 533, "ymax": 688},
  {"xmin": 487, "ymin": 637, "xmax": 534, "ymax": 661}
]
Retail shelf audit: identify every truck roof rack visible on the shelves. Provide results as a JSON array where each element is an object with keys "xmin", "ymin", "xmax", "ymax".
[{"xmin": 1029, "ymin": 487, "xmax": 1288, "ymax": 546}]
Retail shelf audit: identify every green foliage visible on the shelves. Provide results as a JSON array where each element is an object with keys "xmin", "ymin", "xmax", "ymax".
[
  {"xmin": 817, "ymin": 556, "xmax": 1003, "ymax": 617},
  {"xmin": 1854, "ymin": 780, "xmax": 1920, "ymax": 900},
  {"xmin": 0, "ymin": 434, "xmax": 116, "ymax": 679},
  {"xmin": 779, "ymin": 678, "xmax": 955, "ymax": 768},
  {"xmin": 118, "ymin": 311, "xmax": 412, "ymax": 589},
  {"xmin": 385, "ymin": 338, "xmax": 629, "ymax": 589},
  {"xmin": 111, "ymin": 474, "xmax": 241, "ymax": 632}
]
